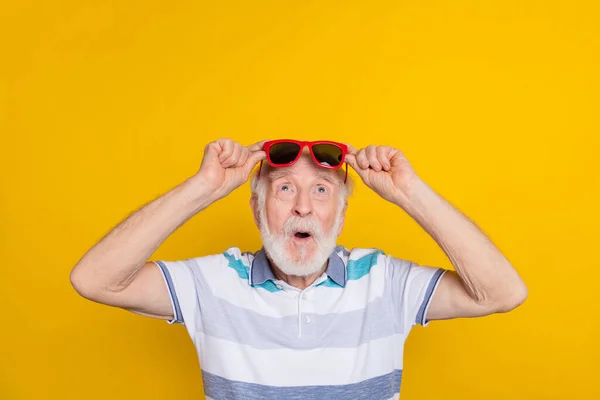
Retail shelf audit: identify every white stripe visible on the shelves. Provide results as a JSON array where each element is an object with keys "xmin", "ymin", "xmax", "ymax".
[
  {"xmin": 202, "ymin": 268, "xmax": 301, "ymax": 317},
  {"xmin": 196, "ymin": 332, "xmax": 407, "ymax": 386},
  {"xmin": 199, "ymin": 255, "xmax": 389, "ymax": 318},
  {"xmin": 306, "ymin": 263, "xmax": 387, "ymax": 315}
]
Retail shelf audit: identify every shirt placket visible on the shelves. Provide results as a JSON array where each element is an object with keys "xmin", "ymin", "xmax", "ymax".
[{"xmin": 274, "ymin": 274, "xmax": 327, "ymax": 338}]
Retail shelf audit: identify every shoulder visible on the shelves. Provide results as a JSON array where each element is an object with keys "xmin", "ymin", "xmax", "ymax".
[
  {"xmin": 334, "ymin": 245, "xmax": 389, "ymax": 280},
  {"xmin": 336, "ymin": 245, "xmax": 394, "ymax": 265},
  {"xmin": 336, "ymin": 245, "xmax": 432, "ymax": 280},
  {"xmin": 173, "ymin": 247, "xmax": 256, "ymax": 279},
  {"xmin": 220, "ymin": 247, "xmax": 256, "ymax": 267},
  {"xmin": 183, "ymin": 247, "xmax": 254, "ymax": 265},
  {"xmin": 336, "ymin": 245, "xmax": 385, "ymax": 260}
]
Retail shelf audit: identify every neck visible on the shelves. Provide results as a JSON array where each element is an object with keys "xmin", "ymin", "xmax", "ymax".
[{"xmin": 268, "ymin": 258, "xmax": 328, "ymax": 290}]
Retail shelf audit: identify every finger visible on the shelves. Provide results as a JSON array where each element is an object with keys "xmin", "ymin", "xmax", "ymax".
[
  {"xmin": 344, "ymin": 143, "xmax": 358, "ymax": 155},
  {"xmin": 356, "ymin": 148, "xmax": 369, "ymax": 169},
  {"xmin": 345, "ymin": 154, "xmax": 368, "ymax": 180},
  {"xmin": 376, "ymin": 146, "xmax": 391, "ymax": 171},
  {"xmin": 243, "ymin": 149, "xmax": 267, "ymax": 175},
  {"xmin": 218, "ymin": 139, "xmax": 235, "ymax": 163},
  {"xmin": 366, "ymin": 145, "xmax": 381, "ymax": 171},
  {"xmin": 223, "ymin": 143, "xmax": 243, "ymax": 168},
  {"xmin": 247, "ymin": 139, "xmax": 270, "ymax": 152},
  {"xmin": 344, "ymin": 153, "xmax": 358, "ymax": 170}
]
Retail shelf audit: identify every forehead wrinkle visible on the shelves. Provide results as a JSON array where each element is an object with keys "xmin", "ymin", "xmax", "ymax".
[
  {"xmin": 267, "ymin": 168, "xmax": 292, "ymax": 182},
  {"xmin": 264, "ymin": 154, "xmax": 343, "ymax": 185},
  {"xmin": 266, "ymin": 168, "xmax": 342, "ymax": 191},
  {"xmin": 314, "ymin": 170, "xmax": 342, "ymax": 186}
]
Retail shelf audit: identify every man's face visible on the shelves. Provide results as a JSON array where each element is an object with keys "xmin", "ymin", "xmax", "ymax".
[{"xmin": 255, "ymin": 154, "xmax": 346, "ymax": 276}]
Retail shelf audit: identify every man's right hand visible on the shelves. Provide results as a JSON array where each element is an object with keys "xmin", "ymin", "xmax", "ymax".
[
  {"xmin": 71, "ymin": 138, "xmax": 267, "ymax": 321},
  {"xmin": 195, "ymin": 138, "xmax": 267, "ymax": 199}
]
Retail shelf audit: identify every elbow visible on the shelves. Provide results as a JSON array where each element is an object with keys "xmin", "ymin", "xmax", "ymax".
[
  {"xmin": 495, "ymin": 281, "xmax": 528, "ymax": 313},
  {"xmin": 70, "ymin": 265, "xmax": 102, "ymax": 301}
]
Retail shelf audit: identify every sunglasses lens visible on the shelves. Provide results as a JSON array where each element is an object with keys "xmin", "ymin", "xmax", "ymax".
[
  {"xmin": 269, "ymin": 142, "xmax": 301, "ymax": 165},
  {"xmin": 312, "ymin": 144, "xmax": 343, "ymax": 167}
]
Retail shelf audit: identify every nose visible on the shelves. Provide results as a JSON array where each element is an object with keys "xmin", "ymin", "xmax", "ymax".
[{"xmin": 292, "ymin": 189, "xmax": 312, "ymax": 217}]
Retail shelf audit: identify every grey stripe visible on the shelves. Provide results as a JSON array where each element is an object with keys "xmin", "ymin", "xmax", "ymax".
[
  {"xmin": 155, "ymin": 260, "xmax": 184, "ymax": 324},
  {"xmin": 415, "ymin": 268, "xmax": 445, "ymax": 325},
  {"xmin": 202, "ymin": 369, "xmax": 402, "ymax": 400},
  {"xmin": 194, "ymin": 274, "xmax": 403, "ymax": 349}
]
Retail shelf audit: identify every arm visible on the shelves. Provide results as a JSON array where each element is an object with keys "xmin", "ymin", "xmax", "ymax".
[
  {"xmin": 399, "ymin": 177, "xmax": 527, "ymax": 319},
  {"xmin": 345, "ymin": 144, "xmax": 527, "ymax": 321},
  {"xmin": 69, "ymin": 139, "xmax": 266, "ymax": 320}
]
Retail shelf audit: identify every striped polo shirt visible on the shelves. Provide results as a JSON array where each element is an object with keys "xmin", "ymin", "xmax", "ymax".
[{"xmin": 155, "ymin": 245, "xmax": 446, "ymax": 400}]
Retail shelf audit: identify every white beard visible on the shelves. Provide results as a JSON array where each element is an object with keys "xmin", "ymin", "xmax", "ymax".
[{"xmin": 259, "ymin": 209, "xmax": 342, "ymax": 277}]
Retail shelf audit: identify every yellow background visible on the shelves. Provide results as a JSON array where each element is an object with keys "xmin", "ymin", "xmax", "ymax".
[{"xmin": 1, "ymin": 1, "xmax": 598, "ymax": 399}]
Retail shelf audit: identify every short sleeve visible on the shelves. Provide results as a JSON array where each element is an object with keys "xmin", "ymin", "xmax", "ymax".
[
  {"xmin": 153, "ymin": 260, "xmax": 190, "ymax": 325},
  {"xmin": 385, "ymin": 255, "xmax": 447, "ymax": 330},
  {"xmin": 153, "ymin": 253, "xmax": 225, "ymax": 332}
]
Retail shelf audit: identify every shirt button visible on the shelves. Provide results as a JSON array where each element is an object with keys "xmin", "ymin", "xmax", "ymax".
[
  {"xmin": 276, "ymin": 284, "xmax": 283, "ymax": 289},
  {"xmin": 302, "ymin": 293, "xmax": 307, "ymax": 300},
  {"xmin": 304, "ymin": 316, "xmax": 311, "ymax": 324}
]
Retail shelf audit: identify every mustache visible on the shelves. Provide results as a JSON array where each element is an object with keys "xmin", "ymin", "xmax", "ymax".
[{"xmin": 282, "ymin": 216, "xmax": 323, "ymax": 239}]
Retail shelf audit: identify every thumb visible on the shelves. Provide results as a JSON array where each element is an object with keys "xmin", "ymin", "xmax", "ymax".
[
  {"xmin": 345, "ymin": 153, "xmax": 358, "ymax": 170},
  {"xmin": 248, "ymin": 139, "xmax": 269, "ymax": 152},
  {"xmin": 345, "ymin": 153, "xmax": 368, "ymax": 180},
  {"xmin": 343, "ymin": 143, "xmax": 368, "ymax": 178},
  {"xmin": 242, "ymin": 149, "xmax": 267, "ymax": 175},
  {"xmin": 344, "ymin": 143, "xmax": 359, "ymax": 156}
]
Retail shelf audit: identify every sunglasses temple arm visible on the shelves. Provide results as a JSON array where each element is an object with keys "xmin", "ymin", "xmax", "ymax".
[
  {"xmin": 257, "ymin": 160, "xmax": 263, "ymax": 178},
  {"xmin": 344, "ymin": 162, "xmax": 348, "ymax": 184}
]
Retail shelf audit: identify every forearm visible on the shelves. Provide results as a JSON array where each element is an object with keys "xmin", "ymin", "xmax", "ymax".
[
  {"xmin": 70, "ymin": 174, "xmax": 217, "ymax": 294},
  {"xmin": 397, "ymin": 177, "xmax": 527, "ymax": 306}
]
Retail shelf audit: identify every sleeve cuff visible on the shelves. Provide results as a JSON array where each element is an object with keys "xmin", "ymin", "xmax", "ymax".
[
  {"xmin": 154, "ymin": 261, "xmax": 184, "ymax": 324},
  {"xmin": 415, "ymin": 268, "xmax": 446, "ymax": 326}
]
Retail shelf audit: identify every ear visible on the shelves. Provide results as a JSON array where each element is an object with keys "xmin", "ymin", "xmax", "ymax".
[
  {"xmin": 337, "ymin": 201, "xmax": 348, "ymax": 236},
  {"xmin": 250, "ymin": 195, "xmax": 261, "ymax": 228}
]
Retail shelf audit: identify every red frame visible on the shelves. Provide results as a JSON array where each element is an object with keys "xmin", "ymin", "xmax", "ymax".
[{"xmin": 258, "ymin": 139, "xmax": 348, "ymax": 183}]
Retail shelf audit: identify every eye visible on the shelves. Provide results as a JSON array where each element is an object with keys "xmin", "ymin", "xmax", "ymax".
[
  {"xmin": 277, "ymin": 184, "xmax": 295, "ymax": 194},
  {"xmin": 315, "ymin": 185, "xmax": 328, "ymax": 194}
]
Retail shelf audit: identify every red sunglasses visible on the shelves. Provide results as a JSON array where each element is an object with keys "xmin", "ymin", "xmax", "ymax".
[{"xmin": 258, "ymin": 139, "xmax": 348, "ymax": 183}]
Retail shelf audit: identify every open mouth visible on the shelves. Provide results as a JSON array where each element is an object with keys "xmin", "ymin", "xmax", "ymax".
[{"xmin": 294, "ymin": 231, "xmax": 312, "ymax": 239}]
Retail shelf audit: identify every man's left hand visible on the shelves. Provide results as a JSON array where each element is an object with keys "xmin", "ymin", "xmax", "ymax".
[{"xmin": 345, "ymin": 144, "xmax": 420, "ymax": 206}]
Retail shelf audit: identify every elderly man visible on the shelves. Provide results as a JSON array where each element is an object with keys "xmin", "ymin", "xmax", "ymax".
[{"xmin": 70, "ymin": 138, "xmax": 527, "ymax": 400}]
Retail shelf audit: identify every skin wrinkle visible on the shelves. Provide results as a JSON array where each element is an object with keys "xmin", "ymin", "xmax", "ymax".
[
  {"xmin": 69, "ymin": 137, "xmax": 527, "ymax": 336},
  {"xmin": 250, "ymin": 155, "xmax": 349, "ymax": 286},
  {"xmin": 455, "ymin": 239, "xmax": 511, "ymax": 305},
  {"xmin": 409, "ymin": 188, "xmax": 511, "ymax": 307},
  {"xmin": 415, "ymin": 205, "xmax": 489, "ymax": 303},
  {"xmin": 252, "ymin": 149, "xmax": 354, "ymax": 199},
  {"xmin": 269, "ymin": 168, "xmax": 345, "ymax": 187}
]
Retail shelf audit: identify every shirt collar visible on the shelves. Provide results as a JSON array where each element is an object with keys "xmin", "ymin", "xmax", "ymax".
[{"xmin": 250, "ymin": 246, "xmax": 347, "ymax": 288}]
